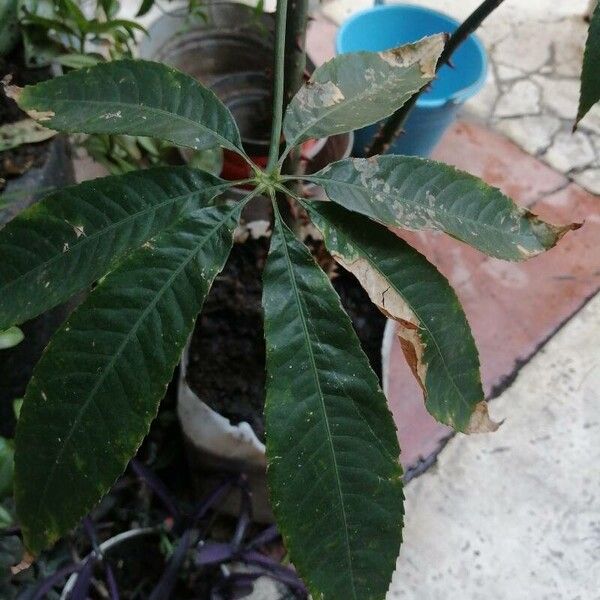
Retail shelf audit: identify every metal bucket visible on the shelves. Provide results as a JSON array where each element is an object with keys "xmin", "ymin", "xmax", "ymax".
[{"xmin": 138, "ymin": 3, "xmax": 274, "ymax": 86}]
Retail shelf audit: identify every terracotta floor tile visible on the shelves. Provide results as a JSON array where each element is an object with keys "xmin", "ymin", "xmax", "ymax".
[
  {"xmin": 431, "ymin": 121, "xmax": 569, "ymax": 205},
  {"xmin": 306, "ymin": 13, "xmax": 336, "ymax": 67},
  {"xmin": 385, "ymin": 121, "xmax": 599, "ymax": 470},
  {"xmin": 385, "ymin": 337, "xmax": 451, "ymax": 470}
]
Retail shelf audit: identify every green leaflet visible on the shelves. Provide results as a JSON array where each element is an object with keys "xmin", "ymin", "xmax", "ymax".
[
  {"xmin": 263, "ymin": 213, "xmax": 403, "ymax": 600},
  {"xmin": 306, "ymin": 156, "xmax": 575, "ymax": 261},
  {"xmin": 306, "ymin": 201, "xmax": 496, "ymax": 433},
  {"xmin": 14, "ymin": 204, "xmax": 240, "ymax": 552},
  {"xmin": 0, "ymin": 166, "xmax": 224, "ymax": 329},
  {"xmin": 577, "ymin": 2, "xmax": 600, "ymax": 125},
  {"xmin": 283, "ymin": 35, "xmax": 445, "ymax": 149},
  {"xmin": 10, "ymin": 59, "xmax": 243, "ymax": 152}
]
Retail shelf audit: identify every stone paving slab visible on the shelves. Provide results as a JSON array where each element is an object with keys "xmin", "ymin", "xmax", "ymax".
[
  {"xmin": 387, "ymin": 291, "xmax": 600, "ymax": 600},
  {"xmin": 386, "ymin": 120, "xmax": 600, "ymax": 470}
]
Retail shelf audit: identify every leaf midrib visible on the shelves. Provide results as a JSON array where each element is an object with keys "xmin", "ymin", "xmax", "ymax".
[
  {"xmin": 33, "ymin": 208, "xmax": 234, "ymax": 520},
  {"xmin": 33, "ymin": 98, "xmax": 241, "ymax": 152},
  {"xmin": 276, "ymin": 221, "xmax": 358, "ymax": 600}
]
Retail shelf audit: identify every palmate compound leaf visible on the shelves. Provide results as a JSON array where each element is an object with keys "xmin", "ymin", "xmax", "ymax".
[
  {"xmin": 6, "ymin": 59, "xmax": 244, "ymax": 153},
  {"xmin": 262, "ymin": 211, "xmax": 404, "ymax": 600},
  {"xmin": 305, "ymin": 156, "xmax": 577, "ymax": 261},
  {"xmin": 0, "ymin": 166, "xmax": 226, "ymax": 330},
  {"xmin": 282, "ymin": 34, "xmax": 446, "ymax": 150},
  {"xmin": 305, "ymin": 200, "xmax": 497, "ymax": 433},
  {"xmin": 14, "ymin": 203, "xmax": 241, "ymax": 553},
  {"xmin": 576, "ymin": 0, "xmax": 600, "ymax": 126}
]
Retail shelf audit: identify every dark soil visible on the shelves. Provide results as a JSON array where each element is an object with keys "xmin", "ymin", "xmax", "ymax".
[
  {"xmin": 188, "ymin": 238, "xmax": 270, "ymax": 440},
  {"xmin": 187, "ymin": 237, "xmax": 386, "ymax": 441},
  {"xmin": 0, "ymin": 45, "xmax": 54, "ymax": 183}
]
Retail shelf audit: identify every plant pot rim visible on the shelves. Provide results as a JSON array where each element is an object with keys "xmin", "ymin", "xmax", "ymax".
[{"xmin": 177, "ymin": 342, "xmax": 266, "ymax": 471}]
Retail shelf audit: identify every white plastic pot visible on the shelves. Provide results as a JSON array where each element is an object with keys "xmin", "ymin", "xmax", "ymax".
[
  {"xmin": 381, "ymin": 318, "xmax": 396, "ymax": 399},
  {"xmin": 177, "ymin": 343, "xmax": 274, "ymax": 523}
]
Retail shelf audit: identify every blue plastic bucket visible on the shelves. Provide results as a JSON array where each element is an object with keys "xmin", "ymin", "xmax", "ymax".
[{"xmin": 336, "ymin": 4, "xmax": 487, "ymax": 157}]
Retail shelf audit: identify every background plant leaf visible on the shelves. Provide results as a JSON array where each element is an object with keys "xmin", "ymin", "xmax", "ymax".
[
  {"xmin": 0, "ymin": 166, "xmax": 224, "ymax": 330},
  {"xmin": 307, "ymin": 201, "xmax": 497, "ymax": 433},
  {"xmin": 15, "ymin": 204, "xmax": 240, "ymax": 553},
  {"xmin": 306, "ymin": 156, "xmax": 575, "ymax": 261},
  {"xmin": 576, "ymin": 1, "xmax": 600, "ymax": 126},
  {"xmin": 136, "ymin": 0, "xmax": 154, "ymax": 17},
  {"xmin": 55, "ymin": 53, "xmax": 102, "ymax": 69},
  {"xmin": 10, "ymin": 59, "xmax": 243, "ymax": 152},
  {"xmin": 262, "ymin": 214, "xmax": 404, "ymax": 600},
  {"xmin": 0, "ymin": 326, "xmax": 24, "ymax": 350},
  {"xmin": 0, "ymin": 437, "xmax": 14, "ymax": 499},
  {"xmin": 283, "ymin": 34, "xmax": 445, "ymax": 149},
  {"xmin": 0, "ymin": 118, "xmax": 57, "ymax": 152},
  {"xmin": 0, "ymin": 0, "xmax": 20, "ymax": 57}
]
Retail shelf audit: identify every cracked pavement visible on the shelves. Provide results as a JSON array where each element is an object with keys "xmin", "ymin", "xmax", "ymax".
[
  {"xmin": 322, "ymin": 0, "xmax": 600, "ymax": 194},
  {"xmin": 314, "ymin": 2, "xmax": 600, "ymax": 598}
]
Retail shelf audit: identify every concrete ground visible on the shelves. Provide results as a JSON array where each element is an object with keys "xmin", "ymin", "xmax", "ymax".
[
  {"xmin": 388, "ymin": 293, "xmax": 600, "ymax": 599},
  {"xmin": 307, "ymin": 1, "xmax": 600, "ymax": 598}
]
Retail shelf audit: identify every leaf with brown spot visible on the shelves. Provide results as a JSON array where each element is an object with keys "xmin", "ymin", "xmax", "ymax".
[
  {"xmin": 15, "ymin": 204, "xmax": 241, "ymax": 553},
  {"xmin": 464, "ymin": 401, "xmax": 501, "ymax": 434},
  {"xmin": 306, "ymin": 200, "xmax": 498, "ymax": 433},
  {"xmin": 10, "ymin": 59, "xmax": 244, "ymax": 152},
  {"xmin": 0, "ymin": 166, "xmax": 225, "ymax": 330},
  {"xmin": 306, "ymin": 156, "xmax": 577, "ymax": 261},
  {"xmin": 378, "ymin": 34, "xmax": 448, "ymax": 74},
  {"xmin": 283, "ymin": 34, "xmax": 445, "ymax": 150}
]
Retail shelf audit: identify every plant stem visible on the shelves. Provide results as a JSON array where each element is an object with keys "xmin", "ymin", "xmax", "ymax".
[
  {"xmin": 366, "ymin": 0, "xmax": 506, "ymax": 157},
  {"xmin": 283, "ymin": 0, "xmax": 309, "ymax": 113},
  {"xmin": 281, "ymin": 0, "xmax": 309, "ymax": 177},
  {"xmin": 267, "ymin": 0, "xmax": 290, "ymax": 172}
]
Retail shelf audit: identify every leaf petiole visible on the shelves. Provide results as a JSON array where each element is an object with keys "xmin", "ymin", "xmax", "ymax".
[{"xmin": 267, "ymin": 0, "xmax": 289, "ymax": 172}]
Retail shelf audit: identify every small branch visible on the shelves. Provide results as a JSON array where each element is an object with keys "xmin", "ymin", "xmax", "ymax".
[
  {"xmin": 439, "ymin": 0, "xmax": 505, "ymax": 66},
  {"xmin": 267, "ymin": 0, "xmax": 290, "ymax": 171},
  {"xmin": 366, "ymin": 0, "xmax": 506, "ymax": 157}
]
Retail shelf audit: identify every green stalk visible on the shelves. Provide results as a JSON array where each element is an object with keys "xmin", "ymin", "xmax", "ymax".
[
  {"xmin": 282, "ymin": 0, "xmax": 309, "ymax": 178},
  {"xmin": 283, "ymin": 0, "xmax": 309, "ymax": 113},
  {"xmin": 366, "ymin": 0, "xmax": 506, "ymax": 157},
  {"xmin": 267, "ymin": 0, "xmax": 290, "ymax": 172}
]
